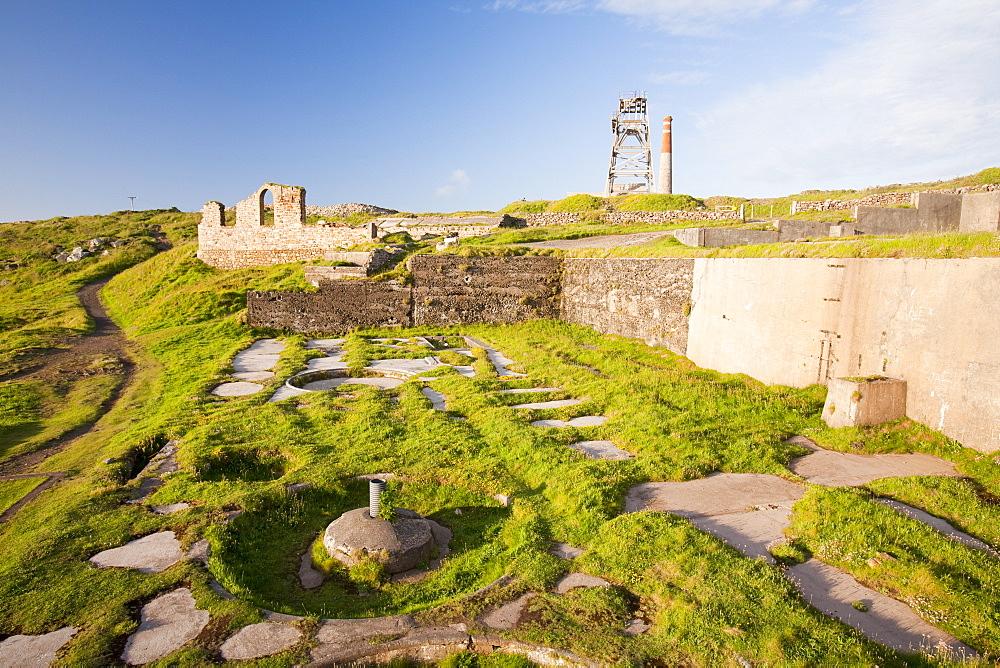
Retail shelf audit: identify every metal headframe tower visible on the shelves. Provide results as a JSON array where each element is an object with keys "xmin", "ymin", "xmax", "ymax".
[{"xmin": 604, "ymin": 91, "xmax": 654, "ymax": 197}]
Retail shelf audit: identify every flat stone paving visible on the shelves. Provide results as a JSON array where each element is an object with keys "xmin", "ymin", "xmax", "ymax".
[
  {"xmin": 790, "ymin": 449, "xmax": 959, "ymax": 486},
  {"xmin": 89, "ymin": 531, "xmax": 184, "ymax": 573},
  {"xmin": 569, "ymin": 440, "xmax": 633, "ymax": 460},
  {"xmin": 121, "ymin": 588, "xmax": 209, "ymax": 665},
  {"xmin": 875, "ymin": 498, "xmax": 1000, "ymax": 557},
  {"xmin": 498, "ymin": 387, "xmax": 563, "ymax": 394},
  {"xmin": 421, "ymin": 387, "xmax": 447, "ymax": 411},
  {"xmin": 786, "ymin": 559, "xmax": 973, "ymax": 656},
  {"xmin": 316, "ymin": 615, "xmax": 416, "ymax": 644},
  {"xmin": 554, "ymin": 573, "xmax": 610, "ymax": 594},
  {"xmin": 210, "ymin": 381, "xmax": 265, "ymax": 397},
  {"xmin": 511, "ymin": 398, "xmax": 585, "ymax": 410},
  {"xmin": 464, "ymin": 337, "xmax": 526, "ymax": 376},
  {"xmin": 299, "ymin": 552, "xmax": 325, "ymax": 589},
  {"xmin": 480, "ymin": 593, "xmax": 535, "ymax": 630},
  {"xmin": 212, "ymin": 339, "xmax": 285, "ymax": 397},
  {"xmin": 0, "ymin": 626, "xmax": 76, "ymax": 668},
  {"xmin": 624, "ymin": 474, "xmax": 804, "ymax": 516},
  {"xmin": 219, "ymin": 622, "xmax": 302, "ymax": 661},
  {"xmin": 550, "ymin": 542, "xmax": 584, "ymax": 560},
  {"xmin": 303, "ymin": 377, "xmax": 404, "ymax": 391},
  {"xmin": 367, "ymin": 357, "xmax": 442, "ymax": 376},
  {"xmin": 531, "ymin": 416, "xmax": 607, "ymax": 428}
]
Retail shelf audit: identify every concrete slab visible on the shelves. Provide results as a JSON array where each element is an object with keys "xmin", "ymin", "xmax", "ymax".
[
  {"xmin": 498, "ymin": 387, "xmax": 563, "ymax": 394},
  {"xmin": 786, "ymin": 559, "xmax": 974, "ymax": 656},
  {"xmin": 0, "ymin": 626, "xmax": 76, "ymax": 668},
  {"xmin": 120, "ymin": 588, "xmax": 210, "ymax": 665},
  {"xmin": 232, "ymin": 354, "xmax": 281, "ymax": 373},
  {"xmin": 367, "ymin": 357, "xmax": 441, "ymax": 377},
  {"xmin": 464, "ymin": 337, "xmax": 526, "ymax": 376},
  {"xmin": 186, "ymin": 539, "xmax": 210, "ymax": 565},
  {"xmin": 302, "ymin": 377, "xmax": 403, "ymax": 391},
  {"xmin": 622, "ymin": 619, "xmax": 650, "ymax": 636},
  {"xmin": 305, "ymin": 357, "xmax": 348, "ymax": 372},
  {"xmin": 569, "ymin": 440, "xmax": 633, "ymax": 460},
  {"xmin": 268, "ymin": 385, "xmax": 309, "ymax": 402},
  {"xmin": 210, "ymin": 381, "xmax": 263, "ymax": 397},
  {"xmin": 789, "ymin": 449, "xmax": 959, "ymax": 486},
  {"xmin": 421, "ymin": 387, "xmax": 446, "ymax": 411},
  {"xmin": 89, "ymin": 531, "xmax": 184, "ymax": 574},
  {"xmin": 219, "ymin": 623, "xmax": 302, "ymax": 661},
  {"xmin": 299, "ymin": 551, "xmax": 324, "ymax": 589},
  {"xmin": 231, "ymin": 370, "xmax": 274, "ymax": 381},
  {"xmin": 554, "ymin": 573, "xmax": 610, "ymax": 593},
  {"xmin": 687, "ymin": 507, "xmax": 794, "ymax": 564},
  {"xmin": 150, "ymin": 502, "xmax": 190, "ymax": 515},
  {"xmin": 480, "ymin": 593, "xmax": 535, "ymax": 630},
  {"xmin": 453, "ymin": 366, "xmax": 475, "ymax": 377},
  {"xmin": 875, "ymin": 498, "xmax": 1000, "ymax": 557},
  {"xmin": 531, "ymin": 416, "xmax": 607, "ymax": 428},
  {"xmin": 316, "ymin": 615, "xmax": 416, "ymax": 644},
  {"xmin": 305, "ymin": 338, "xmax": 346, "ymax": 349},
  {"xmin": 244, "ymin": 338, "xmax": 285, "ymax": 354},
  {"xmin": 511, "ymin": 398, "xmax": 585, "ymax": 410},
  {"xmin": 550, "ymin": 542, "xmax": 584, "ymax": 560},
  {"xmin": 624, "ymin": 473, "xmax": 804, "ymax": 515}
]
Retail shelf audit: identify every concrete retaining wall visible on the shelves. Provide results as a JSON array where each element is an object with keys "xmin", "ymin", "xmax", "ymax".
[
  {"xmin": 959, "ymin": 192, "xmax": 1000, "ymax": 232},
  {"xmin": 686, "ymin": 257, "xmax": 1000, "ymax": 453},
  {"xmin": 673, "ymin": 228, "xmax": 779, "ymax": 247},
  {"xmin": 561, "ymin": 258, "xmax": 693, "ymax": 354}
]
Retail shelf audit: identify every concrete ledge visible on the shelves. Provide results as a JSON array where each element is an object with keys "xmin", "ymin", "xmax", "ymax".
[{"xmin": 823, "ymin": 377, "xmax": 907, "ymax": 428}]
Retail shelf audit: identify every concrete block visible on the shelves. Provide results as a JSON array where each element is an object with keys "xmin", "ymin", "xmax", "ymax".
[
  {"xmin": 823, "ymin": 377, "xmax": 907, "ymax": 428},
  {"xmin": 959, "ymin": 191, "xmax": 1000, "ymax": 232},
  {"xmin": 854, "ymin": 206, "xmax": 919, "ymax": 235},
  {"xmin": 914, "ymin": 191, "xmax": 962, "ymax": 231},
  {"xmin": 776, "ymin": 220, "xmax": 832, "ymax": 241}
]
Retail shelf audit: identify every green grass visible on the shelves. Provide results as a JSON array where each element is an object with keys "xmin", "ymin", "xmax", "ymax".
[
  {"xmin": 546, "ymin": 194, "xmax": 605, "ymax": 213},
  {"xmin": 0, "ymin": 477, "xmax": 44, "ymax": 513},
  {"xmin": 613, "ymin": 193, "xmax": 704, "ymax": 211},
  {"xmin": 565, "ymin": 231, "xmax": 1000, "ymax": 259},
  {"xmin": 3, "ymin": 234, "xmax": 1000, "ymax": 664}
]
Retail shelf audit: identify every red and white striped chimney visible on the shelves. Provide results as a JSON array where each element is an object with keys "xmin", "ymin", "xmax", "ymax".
[{"xmin": 658, "ymin": 116, "xmax": 672, "ymax": 195}]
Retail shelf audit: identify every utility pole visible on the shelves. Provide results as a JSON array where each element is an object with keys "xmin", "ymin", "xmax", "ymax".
[{"xmin": 128, "ymin": 196, "xmax": 137, "ymax": 211}]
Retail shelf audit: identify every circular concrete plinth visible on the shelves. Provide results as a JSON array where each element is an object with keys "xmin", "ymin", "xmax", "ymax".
[{"xmin": 323, "ymin": 508, "xmax": 434, "ymax": 574}]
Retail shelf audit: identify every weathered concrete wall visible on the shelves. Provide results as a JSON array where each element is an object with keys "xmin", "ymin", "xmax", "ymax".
[
  {"xmin": 959, "ymin": 191, "xmax": 1000, "ymax": 232},
  {"xmin": 409, "ymin": 255, "xmax": 561, "ymax": 327},
  {"xmin": 672, "ymin": 228, "xmax": 779, "ymax": 247},
  {"xmin": 248, "ymin": 281, "xmax": 411, "ymax": 332},
  {"xmin": 686, "ymin": 258, "xmax": 1000, "ymax": 453},
  {"xmin": 855, "ymin": 192, "xmax": 963, "ymax": 236},
  {"xmin": 561, "ymin": 258, "xmax": 693, "ymax": 354},
  {"xmin": 776, "ymin": 220, "xmax": 836, "ymax": 241},
  {"xmin": 853, "ymin": 207, "xmax": 920, "ymax": 235}
]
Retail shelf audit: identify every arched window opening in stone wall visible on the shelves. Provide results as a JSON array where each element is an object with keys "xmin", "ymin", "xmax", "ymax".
[{"xmin": 260, "ymin": 189, "xmax": 275, "ymax": 225}]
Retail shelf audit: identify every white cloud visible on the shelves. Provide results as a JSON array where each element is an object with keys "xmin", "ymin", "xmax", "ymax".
[
  {"xmin": 436, "ymin": 169, "xmax": 472, "ymax": 197},
  {"xmin": 694, "ymin": 0, "xmax": 1000, "ymax": 192},
  {"xmin": 489, "ymin": 0, "xmax": 816, "ymax": 34},
  {"xmin": 647, "ymin": 70, "xmax": 710, "ymax": 86}
]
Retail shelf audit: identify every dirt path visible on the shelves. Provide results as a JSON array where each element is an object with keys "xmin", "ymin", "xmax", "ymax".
[{"xmin": 0, "ymin": 278, "xmax": 134, "ymax": 482}]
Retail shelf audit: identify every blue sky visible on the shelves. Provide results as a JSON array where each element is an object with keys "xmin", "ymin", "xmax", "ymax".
[{"xmin": 1, "ymin": 0, "xmax": 998, "ymax": 221}]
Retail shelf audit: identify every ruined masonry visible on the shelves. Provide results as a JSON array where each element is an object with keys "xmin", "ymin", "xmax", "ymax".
[{"xmin": 197, "ymin": 183, "xmax": 375, "ymax": 270}]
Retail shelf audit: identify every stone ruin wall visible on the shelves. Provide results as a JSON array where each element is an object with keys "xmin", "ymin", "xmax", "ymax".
[
  {"xmin": 521, "ymin": 210, "xmax": 738, "ymax": 226},
  {"xmin": 197, "ymin": 184, "xmax": 372, "ymax": 270},
  {"xmin": 247, "ymin": 255, "xmax": 562, "ymax": 331},
  {"xmin": 791, "ymin": 184, "xmax": 1000, "ymax": 213}
]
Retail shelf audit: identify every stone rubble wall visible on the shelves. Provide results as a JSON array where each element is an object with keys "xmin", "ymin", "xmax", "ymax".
[
  {"xmin": 306, "ymin": 203, "xmax": 398, "ymax": 217},
  {"xmin": 791, "ymin": 184, "xmax": 1000, "ymax": 213},
  {"xmin": 409, "ymin": 255, "xmax": 561, "ymax": 327},
  {"xmin": 520, "ymin": 210, "xmax": 738, "ymax": 226},
  {"xmin": 561, "ymin": 258, "xmax": 694, "ymax": 355},
  {"xmin": 197, "ymin": 226, "xmax": 371, "ymax": 270},
  {"xmin": 247, "ymin": 255, "xmax": 561, "ymax": 332}
]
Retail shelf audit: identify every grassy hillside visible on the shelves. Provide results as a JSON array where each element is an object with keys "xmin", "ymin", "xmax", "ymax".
[{"xmin": 1, "ymin": 239, "xmax": 999, "ymax": 664}]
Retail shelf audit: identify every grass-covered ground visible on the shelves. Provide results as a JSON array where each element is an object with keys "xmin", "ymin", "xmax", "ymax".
[{"xmin": 1, "ymin": 240, "xmax": 998, "ymax": 665}]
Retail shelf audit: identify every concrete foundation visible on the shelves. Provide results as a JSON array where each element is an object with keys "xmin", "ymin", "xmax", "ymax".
[
  {"xmin": 959, "ymin": 191, "xmax": 1000, "ymax": 231},
  {"xmin": 822, "ymin": 377, "xmax": 907, "ymax": 428}
]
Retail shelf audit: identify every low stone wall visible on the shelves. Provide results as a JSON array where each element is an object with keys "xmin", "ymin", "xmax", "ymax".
[
  {"xmin": 248, "ymin": 281, "xmax": 410, "ymax": 331},
  {"xmin": 521, "ymin": 210, "xmax": 738, "ymax": 226},
  {"xmin": 561, "ymin": 258, "xmax": 693, "ymax": 354},
  {"xmin": 409, "ymin": 255, "xmax": 561, "ymax": 326},
  {"xmin": 247, "ymin": 255, "xmax": 561, "ymax": 331},
  {"xmin": 792, "ymin": 192, "xmax": 913, "ymax": 213}
]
